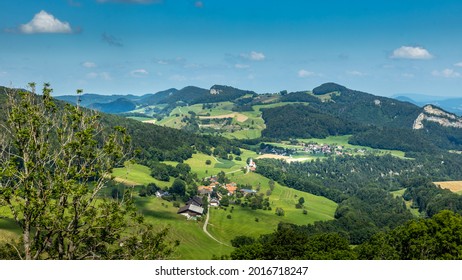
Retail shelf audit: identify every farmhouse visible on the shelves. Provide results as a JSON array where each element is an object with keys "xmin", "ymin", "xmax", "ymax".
[
  {"xmin": 210, "ymin": 198, "xmax": 220, "ymax": 207},
  {"xmin": 177, "ymin": 204, "xmax": 204, "ymax": 218},
  {"xmin": 155, "ymin": 190, "xmax": 170, "ymax": 198},
  {"xmin": 247, "ymin": 158, "xmax": 257, "ymax": 172},
  {"xmin": 177, "ymin": 196, "xmax": 205, "ymax": 218},
  {"xmin": 240, "ymin": 188, "xmax": 257, "ymax": 196},
  {"xmin": 224, "ymin": 183, "xmax": 238, "ymax": 195},
  {"xmin": 198, "ymin": 185, "xmax": 213, "ymax": 195},
  {"xmin": 187, "ymin": 196, "xmax": 204, "ymax": 207}
]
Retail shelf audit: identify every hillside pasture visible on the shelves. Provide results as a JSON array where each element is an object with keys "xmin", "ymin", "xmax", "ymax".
[
  {"xmin": 207, "ymin": 172, "xmax": 337, "ymax": 244},
  {"xmin": 112, "ymin": 157, "xmax": 337, "ymax": 257},
  {"xmin": 199, "ymin": 113, "xmax": 248, "ymax": 122},
  {"xmin": 112, "ymin": 162, "xmax": 173, "ymax": 188},
  {"xmin": 135, "ymin": 197, "xmax": 233, "ymax": 259}
]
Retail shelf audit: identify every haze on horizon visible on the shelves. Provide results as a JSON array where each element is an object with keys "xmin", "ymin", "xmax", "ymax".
[{"xmin": 1, "ymin": 0, "xmax": 462, "ymax": 97}]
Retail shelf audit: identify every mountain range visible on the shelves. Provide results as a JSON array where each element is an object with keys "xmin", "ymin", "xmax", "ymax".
[{"xmin": 393, "ymin": 94, "xmax": 462, "ymax": 116}]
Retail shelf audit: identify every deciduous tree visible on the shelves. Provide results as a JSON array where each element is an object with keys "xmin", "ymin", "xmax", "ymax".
[{"xmin": 0, "ymin": 84, "xmax": 177, "ymax": 259}]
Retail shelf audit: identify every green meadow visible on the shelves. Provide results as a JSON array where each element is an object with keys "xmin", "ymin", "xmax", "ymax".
[
  {"xmin": 135, "ymin": 197, "xmax": 233, "ymax": 259},
  {"xmin": 110, "ymin": 153, "xmax": 338, "ymax": 258},
  {"xmin": 207, "ymin": 172, "xmax": 337, "ymax": 244}
]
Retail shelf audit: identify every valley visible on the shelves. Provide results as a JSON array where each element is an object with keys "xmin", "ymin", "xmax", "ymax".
[
  {"xmin": 3, "ymin": 82, "xmax": 462, "ymax": 260},
  {"xmin": 110, "ymin": 150, "xmax": 338, "ymax": 259}
]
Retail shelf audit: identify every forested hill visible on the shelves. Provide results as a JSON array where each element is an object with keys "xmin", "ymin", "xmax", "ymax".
[
  {"xmin": 8, "ymin": 82, "xmax": 462, "ymax": 153},
  {"xmin": 0, "ymin": 86, "xmax": 241, "ymax": 163},
  {"xmin": 309, "ymin": 83, "xmax": 422, "ymax": 128}
]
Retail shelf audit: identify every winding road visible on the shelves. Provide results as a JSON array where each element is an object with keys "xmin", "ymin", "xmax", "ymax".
[{"xmin": 202, "ymin": 196, "xmax": 230, "ymax": 247}]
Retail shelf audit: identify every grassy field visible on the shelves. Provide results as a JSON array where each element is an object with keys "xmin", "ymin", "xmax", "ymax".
[
  {"xmin": 0, "ymin": 154, "xmax": 337, "ymax": 260},
  {"xmin": 112, "ymin": 162, "xmax": 173, "ymax": 188},
  {"xmin": 152, "ymin": 101, "xmax": 305, "ymax": 140},
  {"xmin": 174, "ymin": 150, "xmax": 259, "ymax": 179},
  {"xmin": 0, "ymin": 207, "xmax": 20, "ymax": 243},
  {"xmin": 390, "ymin": 189, "xmax": 420, "ymax": 217},
  {"xmin": 110, "ymin": 153, "xmax": 337, "ymax": 258},
  {"xmin": 135, "ymin": 197, "xmax": 233, "ymax": 259},
  {"xmin": 207, "ymin": 172, "xmax": 337, "ymax": 245}
]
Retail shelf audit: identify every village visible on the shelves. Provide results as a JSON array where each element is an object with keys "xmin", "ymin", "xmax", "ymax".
[
  {"xmin": 260, "ymin": 141, "xmax": 367, "ymax": 158},
  {"xmin": 155, "ymin": 159, "xmax": 259, "ymax": 219}
]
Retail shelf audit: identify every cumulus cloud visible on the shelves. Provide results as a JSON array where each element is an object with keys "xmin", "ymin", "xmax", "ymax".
[
  {"xmin": 298, "ymin": 69, "xmax": 316, "ymax": 78},
  {"xmin": 82, "ymin": 61, "xmax": 97, "ymax": 68},
  {"xmin": 432, "ymin": 69, "xmax": 461, "ymax": 78},
  {"xmin": 131, "ymin": 69, "xmax": 149, "ymax": 77},
  {"xmin": 455, "ymin": 62, "xmax": 462, "ymax": 67},
  {"xmin": 102, "ymin": 32, "xmax": 123, "ymax": 47},
  {"xmin": 241, "ymin": 51, "xmax": 265, "ymax": 61},
  {"xmin": 391, "ymin": 46, "xmax": 433, "ymax": 60},
  {"xmin": 20, "ymin": 10, "xmax": 73, "ymax": 34}
]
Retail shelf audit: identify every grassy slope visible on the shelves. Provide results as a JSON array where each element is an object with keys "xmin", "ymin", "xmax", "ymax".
[
  {"xmin": 112, "ymin": 151, "xmax": 337, "ymax": 257},
  {"xmin": 0, "ymin": 207, "xmax": 20, "ymax": 243},
  {"xmin": 207, "ymin": 171, "xmax": 337, "ymax": 244},
  {"xmin": 112, "ymin": 163, "xmax": 173, "ymax": 188},
  {"xmin": 135, "ymin": 197, "xmax": 232, "ymax": 259},
  {"xmin": 152, "ymin": 101, "xmax": 300, "ymax": 140}
]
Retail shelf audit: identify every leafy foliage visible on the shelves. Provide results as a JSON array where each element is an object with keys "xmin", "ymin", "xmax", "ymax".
[
  {"xmin": 261, "ymin": 104, "xmax": 360, "ymax": 139},
  {"xmin": 230, "ymin": 223, "xmax": 355, "ymax": 260},
  {"xmin": 357, "ymin": 210, "xmax": 462, "ymax": 259},
  {"xmin": 0, "ymin": 84, "xmax": 177, "ymax": 260}
]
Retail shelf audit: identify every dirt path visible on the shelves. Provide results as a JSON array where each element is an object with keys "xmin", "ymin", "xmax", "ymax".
[{"xmin": 202, "ymin": 198, "xmax": 230, "ymax": 247}]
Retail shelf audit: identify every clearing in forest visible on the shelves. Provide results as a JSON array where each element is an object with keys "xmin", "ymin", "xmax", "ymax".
[
  {"xmin": 198, "ymin": 113, "xmax": 248, "ymax": 122},
  {"xmin": 434, "ymin": 181, "xmax": 462, "ymax": 193}
]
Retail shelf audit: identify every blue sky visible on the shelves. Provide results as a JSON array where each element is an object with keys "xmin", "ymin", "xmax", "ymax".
[{"xmin": 1, "ymin": 0, "xmax": 462, "ymax": 97}]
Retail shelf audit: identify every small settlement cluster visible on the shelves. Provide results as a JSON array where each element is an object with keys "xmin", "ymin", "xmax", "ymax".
[{"xmin": 174, "ymin": 159, "xmax": 258, "ymax": 219}]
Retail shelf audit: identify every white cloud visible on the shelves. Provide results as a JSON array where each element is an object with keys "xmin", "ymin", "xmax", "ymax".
[
  {"xmin": 241, "ymin": 51, "xmax": 265, "ymax": 61},
  {"xmin": 235, "ymin": 64, "xmax": 250, "ymax": 69},
  {"xmin": 298, "ymin": 69, "xmax": 316, "ymax": 78},
  {"xmin": 82, "ymin": 62, "xmax": 97, "ymax": 68},
  {"xmin": 432, "ymin": 69, "xmax": 461, "ymax": 78},
  {"xmin": 391, "ymin": 46, "xmax": 433, "ymax": 60},
  {"xmin": 20, "ymin": 10, "xmax": 73, "ymax": 34},
  {"xmin": 86, "ymin": 72, "xmax": 112, "ymax": 80},
  {"xmin": 131, "ymin": 69, "xmax": 149, "ymax": 77},
  {"xmin": 249, "ymin": 51, "xmax": 265, "ymax": 61},
  {"xmin": 455, "ymin": 62, "xmax": 462, "ymax": 67}
]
